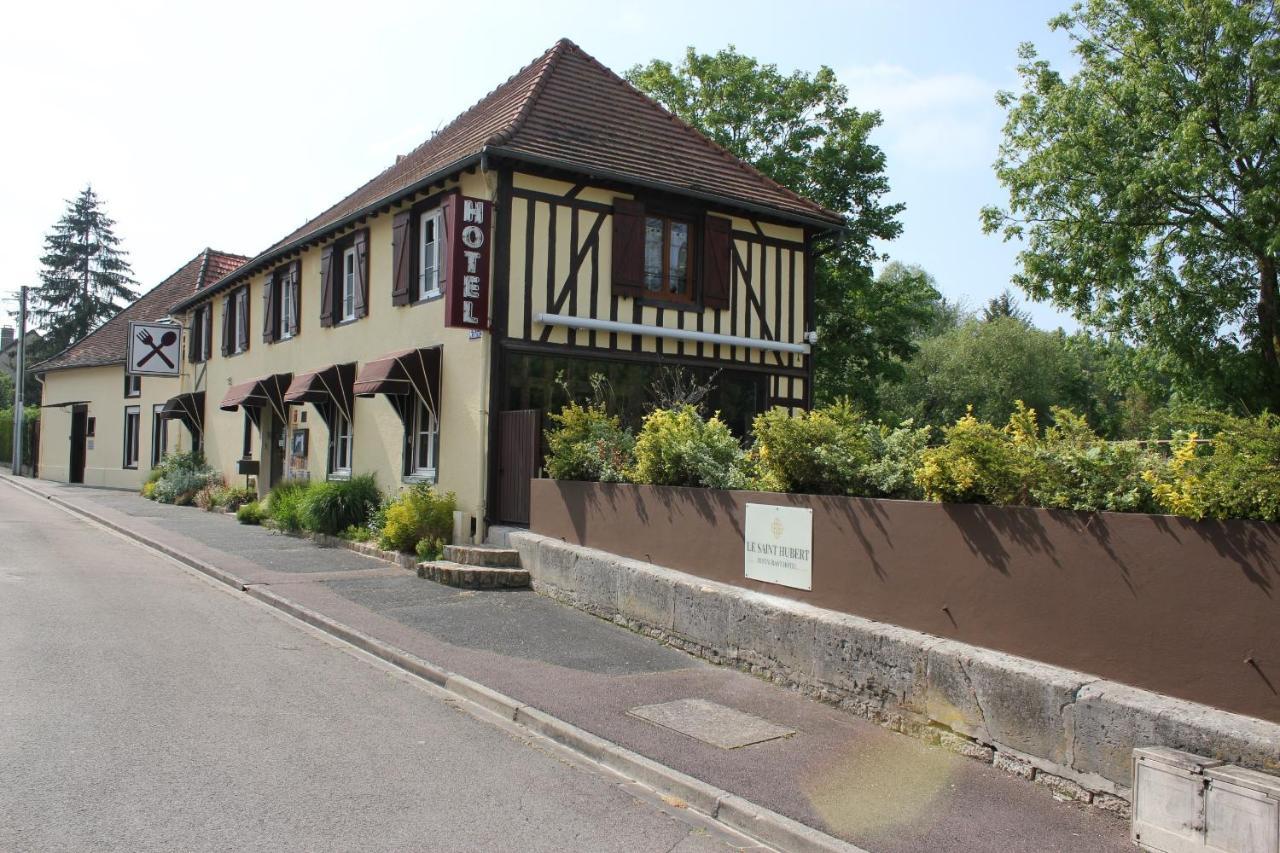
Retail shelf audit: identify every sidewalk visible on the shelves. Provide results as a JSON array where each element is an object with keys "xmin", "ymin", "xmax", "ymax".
[{"xmin": 7, "ymin": 477, "xmax": 1130, "ymax": 853}]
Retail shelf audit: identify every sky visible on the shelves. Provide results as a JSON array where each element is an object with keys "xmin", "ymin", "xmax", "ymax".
[{"xmin": 0, "ymin": 0, "xmax": 1080, "ymax": 332}]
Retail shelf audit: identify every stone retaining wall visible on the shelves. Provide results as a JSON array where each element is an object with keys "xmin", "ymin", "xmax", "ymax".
[{"xmin": 510, "ymin": 531, "xmax": 1280, "ymax": 812}]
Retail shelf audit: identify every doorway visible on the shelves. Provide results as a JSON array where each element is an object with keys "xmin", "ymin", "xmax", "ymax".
[
  {"xmin": 268, "ymin": 413, "xmax": 286, "ymax": 490},
  {"xmin": 68, "ymin": 405, "xmax": 87, "ymax": 484},
  {"xmin": 495, "ymin": 409, "xmax": 541, "ymax": 525}
]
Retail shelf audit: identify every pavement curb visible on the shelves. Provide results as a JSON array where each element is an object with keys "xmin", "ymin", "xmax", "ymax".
[{"xmin": 1, "ymin": 475, "xmax": 865, "ymax": 853}]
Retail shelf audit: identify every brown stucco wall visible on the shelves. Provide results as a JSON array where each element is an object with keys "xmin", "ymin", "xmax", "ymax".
[{"xmin": 530, "ymin": 479, "xmax": 1280, "ymax": 723}]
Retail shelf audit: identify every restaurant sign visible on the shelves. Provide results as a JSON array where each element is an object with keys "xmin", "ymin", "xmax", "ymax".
[
  {"xmin": 743, "ymin": 503, "xmax": 813, "ymax": 591},
  {"xmin": 446, "ymin": 196, "xmax": 491, "ymax": 330}
]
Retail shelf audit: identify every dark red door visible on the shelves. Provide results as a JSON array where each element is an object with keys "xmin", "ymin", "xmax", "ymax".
[{"xmin": 496, "ymin": 409, "xmax": 541, "ymax": 525}]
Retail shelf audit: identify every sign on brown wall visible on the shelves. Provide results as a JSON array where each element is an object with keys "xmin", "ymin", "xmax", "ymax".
[{"xmin": 445, "ymin": 196, "xmax": 492, "ymax": 330}]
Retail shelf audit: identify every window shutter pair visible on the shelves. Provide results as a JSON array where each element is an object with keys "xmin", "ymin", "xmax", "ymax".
[
  {"xmin": 391, "ymin": 210, "xmax": 413, "ymax": 307},
  {"xmin": 262, "ymin": 273, "xmax": 277, "ymax": 344},
  {"xmin": 609, "ymin": 198, "xmax": 733, "ymax": 309},
  {"xmin": 353, "ymin": 229, "xmax": 370, "ymax": 319},
  {"xmin": 319, "ymin": 246, "xmax": 335, "ymax": 327}
]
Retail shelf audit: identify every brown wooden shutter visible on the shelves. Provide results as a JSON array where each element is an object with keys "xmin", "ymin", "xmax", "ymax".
[
  {"xmin": 701, "ymin": 215, "xmax": 732, "ymax": 310},
  {"xmin": 440, "ymin": 194, "xmax": 458, "ymax": 286},
  {"xmin": 188, "ymin": 309, "xmax": 200, "ymax": 362},
  {"xmin": 353, "ymin": 229, "xmax": 369, "ymax": 318},
  {"xmin": 262, "ymin": 273, "xmax": 277, "ymax": 344},
  {"xmin": 391, "ymin": 210, "xmax": 413, "ymax": 306},
  {"xmin": 220, "ymin": 296, "xmax": 232, "ymax": 356},
  {"xmin": 289, "ymin": 260, "xmax": 301, "ymax": 335},
  {"xmin": 319, "ymin": 245, "xmax": 335, "ymax": 327},
  {"xmin": 202, "ymin": 306, "xmax": 213, "ymax": 360},
  {"xmin": 611, "ymin": 198, "xmax": 645, "ymax": 297}
]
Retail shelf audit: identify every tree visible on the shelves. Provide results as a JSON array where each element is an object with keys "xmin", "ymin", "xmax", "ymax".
[
  {"xmin": 983, "ymin": 0, "xmax": 1280, "ymax": 412},
  {"xmin": 982, "ymin": 290, "xmax": 1031, "ymax": 324},
  {"xmin": 627, "ymin": 47, "xmax": 904, "ymax": 405},
  {"xmin": 33, "ymin": 186, "xmax": 135, "ymax": 354}
]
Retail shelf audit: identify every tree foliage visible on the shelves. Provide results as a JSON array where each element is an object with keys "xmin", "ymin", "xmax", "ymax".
[
  {"xmin": 33, "ymin": 186, "xmax": 135, "ymax": 354},
  {"xmin": 983, "ymin": 0, "xmax": 1280, "ymax": 411},
  {"xmin": 627, "ymin": 47, "xmax": 905, "ymax": 405}
]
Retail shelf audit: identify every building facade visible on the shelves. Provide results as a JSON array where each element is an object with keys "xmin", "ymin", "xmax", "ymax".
[{"xmin": 35, "ymin": 250, "xmax": 247, "ymax": 488}]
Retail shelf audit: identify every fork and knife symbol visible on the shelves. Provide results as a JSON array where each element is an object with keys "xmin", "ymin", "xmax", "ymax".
[{"xmin": 136, "ymin": 329, "xmax": 177, "ymax": 369}]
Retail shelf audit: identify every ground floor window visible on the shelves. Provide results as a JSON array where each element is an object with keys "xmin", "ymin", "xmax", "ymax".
[
  {"xmin": 329, "ymin": 411, "xmax": 352, "ymax": 477},
  {"xmin": 151, "ymin": 404, "xmax": 167, "ymax": 466},
  {"xmin": 410, "ymin": 395, "xmax": 438, "ymax": 479},
  {"xmin": 242, "ymin": 412, "xmax": 255, "ymax": 459},
  {"xmin": 123, "ymin": 406, "xmax": 140, "ymax": 469}
]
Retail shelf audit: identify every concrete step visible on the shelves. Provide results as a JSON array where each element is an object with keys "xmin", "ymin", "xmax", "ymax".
[
  {"xmin": 443, "ymin": 544, "xmax": 521, "ymax": 568},
  {"xmin": 417, "ymin": 560, "xmax": 530, "ymax": 590}
]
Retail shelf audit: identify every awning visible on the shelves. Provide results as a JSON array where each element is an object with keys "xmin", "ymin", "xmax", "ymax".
[
  {"xmin": 353, "ymin": 347, "xmax": 440, "ymax": 413},
  {"xmin": 284, "ymin": 363, "xmax": 356, "ymax": 423},
  {"xmin": 159, "ymin": 391, "xmax": 205, "ymax": 437},
  {"xmin": 220, "ymin": 373, "xmax": 292, "ymax": 422}
]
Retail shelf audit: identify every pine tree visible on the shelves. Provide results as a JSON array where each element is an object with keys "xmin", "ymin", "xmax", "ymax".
[
  {"xmin": 982, "ymin": 290, "xmax": 1030, "ymax": 325},
  {"xmin": 33, "ymin": 186, "xmax": 136, "ymax": 353}
]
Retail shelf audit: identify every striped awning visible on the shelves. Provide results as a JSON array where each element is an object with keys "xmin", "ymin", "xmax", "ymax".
[
  {"xmin": 219, "ymin": 373, "xmax": 292, "ymax": 421},
  {"xmin": 353, "ymin": 347, "xmax": 440, "ymax": 413},
  {"xmin": 284, "ymin": 363, "xmax": 356, "ymax": 422},
  {"xmin": 159, "ymin": 391, "xmax": 205, "ymax": 437}
]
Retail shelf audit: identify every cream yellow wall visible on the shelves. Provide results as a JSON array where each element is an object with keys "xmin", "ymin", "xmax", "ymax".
[
  {"xmin": 182, "ymin": 170, "xmax": 494, "ymax": 524},
  {"xmin": 38, "ymin": 365, "xmax": 187, "ymax": 489}
]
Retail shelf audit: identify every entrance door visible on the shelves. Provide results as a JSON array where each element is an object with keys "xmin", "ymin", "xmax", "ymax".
[
  {"xmin": 495, "ymin": 409, "xmax": 541, "ymax": 525},
  {"xmin": 68, "ymin": 405, "xmax": 87, "ymax": 484},
  {"xmin": 268, "ymin": 414, "xmax": 285, "ymax": 489}
]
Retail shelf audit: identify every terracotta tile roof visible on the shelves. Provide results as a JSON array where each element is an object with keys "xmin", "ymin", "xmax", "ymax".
[
  {"xmin": 179, "ymin": 39, "xmax": 841, "ymax": 310},
  {"xmin": 34, "ymin": 248, "xmax": 249, "ymax": 373}
]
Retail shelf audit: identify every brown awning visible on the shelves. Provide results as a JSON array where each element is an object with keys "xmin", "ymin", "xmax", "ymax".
[
  {"xmin": 284, "ymin": 363, "xmax": 356, "ymax": 421},
  {"xmin": 219, "ymin": 373, "xmax": 292, "ymax": 421},
  {"xmin": 159, "ymin": 391, "xmax": 205, "ymax": 437},
  {"xmin": 353, "ymin": 347, "xmax": 440, "ymax": 412}
]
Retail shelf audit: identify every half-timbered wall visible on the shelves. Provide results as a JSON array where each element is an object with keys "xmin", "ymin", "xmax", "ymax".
[{"xmin": 504, "ymin": 173, "xmax": 811, "ymax": 408}]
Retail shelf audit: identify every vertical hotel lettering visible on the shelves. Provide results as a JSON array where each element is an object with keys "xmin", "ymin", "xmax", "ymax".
[{"xmin": 447, "ymin": 197, "xmax": 491, "ymax": 330}]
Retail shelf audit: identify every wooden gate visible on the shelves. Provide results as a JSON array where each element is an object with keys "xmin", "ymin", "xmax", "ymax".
[{"xmin": 495, "ymin": 409, "xmax": 541, "ymax": 525}]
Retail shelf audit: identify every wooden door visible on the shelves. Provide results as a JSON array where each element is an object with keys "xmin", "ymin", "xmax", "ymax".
[
  {"xmin": 68, "ymin": 406, "xmax": 87, "ymax": 484},
  {"xmin": 495, "ymin": 409, "xmax": 541, "ymax": 525}
]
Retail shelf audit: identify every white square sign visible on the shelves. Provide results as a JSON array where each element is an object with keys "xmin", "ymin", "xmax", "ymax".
[
  {"xmin": 127, "ymin": 321, "xmax": 182, "ymax": 376},
  {"xmin": 744, "ymin": 503, "xmax": 813, "ymax": 591}
]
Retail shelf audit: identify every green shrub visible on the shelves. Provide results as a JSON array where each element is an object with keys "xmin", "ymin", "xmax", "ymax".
[
  {"xmin": 750, "ymin": 402, "xmax": 876, "ymax": 495},
  {"xmin": 220, "ymin": 486, "xmax": 257, "ymax": 512},
  {"xmin": 339, "ymin": 524, "xmax": 371, "ymax": 542},
  {"xmin": 415, "ymin": 537, "xmax": 445, "ymax": 562},
  {"xmin": 378, "ymin": 485, "xmax": 456, "ymax": 553},
  {"xmin": 141, "ymin": 481, "xmax": 157, "ymax": 500},
  {"xmin": 915, "ymin": 404, "xmax": 1040, "ymax": 505},
  {"xmin": 861, "ymin": 421, "xmax": 933, "ymax": 500},
  {"xmin": 628, "ymin": 405, "xmax": 746, "ymax": 489},
  {"xmin": 299, "ymin": 474, "xmax": 381, "ymax": 535},
  {"xmin": 149, "ymin": 450, "xmax": 219, "ymax": 505},
  {"xmin": 194, "ymin": 485, "xmax": 224, "ymax": 511},
  {"xmin": 236, "ymin": 501, "xmax": 264, "ymax": 525},
  {"xmin": 1031, "ymin": 408, "xmax": 1159, "ymax": 513},
  {"xmin": 544, "ymin": 400, "xmax": 635, "ymax": 482},
  {"xmin": 1147, "ymin": 413, "xmax": 1280, "ymax": 522},
  {"xmin": 265, "ymin": 481, "xmax": 309, "ymax": 532}
]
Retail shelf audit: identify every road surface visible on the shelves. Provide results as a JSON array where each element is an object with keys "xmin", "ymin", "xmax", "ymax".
[{"xmin": 0, "ymin": 485, "xmax": 749, "ymax": 852}]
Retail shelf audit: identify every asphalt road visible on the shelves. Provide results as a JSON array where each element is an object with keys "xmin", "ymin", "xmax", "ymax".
[{"xmin": 0, "ymin": 486, "xmax": 750, "ymax": 853}]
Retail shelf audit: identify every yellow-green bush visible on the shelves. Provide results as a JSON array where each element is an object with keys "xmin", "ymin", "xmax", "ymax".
[
  {"xmin": 916, "ymin": 406, "xmax": 1036, "ymax": 504},
  {"xmin": 378, "ymin": 484, "xmax": 456, "ymax": 553},
  {"xmin": 627, "ymin": 405, "xmax": 746, "ymax": 489},
  {"xmin": 544, "ymin": 400, "xmax": 634, "ymax": 482},
  {"xmin": 1145, "ymin": 413, "xmax": 1280, "ymax": 522}
]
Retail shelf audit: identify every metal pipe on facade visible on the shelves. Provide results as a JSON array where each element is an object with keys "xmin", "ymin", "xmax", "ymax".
[{"xmin": 533, "ymin": 312, "xmax": 811, "ymax": 355}]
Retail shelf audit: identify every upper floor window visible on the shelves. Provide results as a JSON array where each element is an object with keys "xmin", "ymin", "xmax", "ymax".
[
  {"xmin": 190, "ymin": 304, "xmax": 213, "ymax": 363},
  {"xmin": 222, "ymin": 286, "xmax": 249, "ymax": 356},
  {"xmin": 643, "ymin": 215, "xmax": 693, "ymax": 302},
  {"xmin": 124, "ymin": 374, "xmax": 141, "ymax": 398},
  {"xmin": 265, "ymin": 262, "xmax": 300, "ymax": 344},
  {"xmin": 419, "ymin": 208, "xmax": 444, "ymax": 301},
  {"xmin": 280, "ymin": 274, "xmax": 298, "ymax": 340},
  {"xmin": 341, "ymin": 247, "xmax": 358, "ymax": 322}
]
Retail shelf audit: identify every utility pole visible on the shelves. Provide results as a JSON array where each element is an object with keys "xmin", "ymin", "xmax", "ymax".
[{"xmin": 12, "ymin": 286, "xmax": 27, "ymax": 476}]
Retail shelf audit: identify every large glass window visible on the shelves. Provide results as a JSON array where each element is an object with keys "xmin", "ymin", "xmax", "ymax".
[
  {"xmin": 341, "ymin": 247, "xmax": 357, "ymax": 321},
  {"xmin": 418, "ymin": 208, "xmax": 444, "ymax": 301},
  {"xmin": 643, "ymin": 215, "xmax": 692, "ymax": 302},
  {"xmin": 330, "ymin": 412, "xmax": 352, "ymax": 477},
  {"xmin": 411, "ymin": 396, "xmax": 438, "ymax": 478},
  {"xmin": 123, "ymin": 406, "xmax": 140, "ymax": 469}
]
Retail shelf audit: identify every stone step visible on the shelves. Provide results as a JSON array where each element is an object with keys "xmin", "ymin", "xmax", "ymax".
[
  {"xmin": 417, "ymin": 560, "xmax": 530, "ymax": 590},
  {"xmin": 443, "ymin": 544, "xmax": 522, "ymax": 568}
]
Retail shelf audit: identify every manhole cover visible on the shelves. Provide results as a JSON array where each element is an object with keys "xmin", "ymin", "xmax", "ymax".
[{"xmin": 628, "ymin": 698, "xmax": 795, "ymax": 749}]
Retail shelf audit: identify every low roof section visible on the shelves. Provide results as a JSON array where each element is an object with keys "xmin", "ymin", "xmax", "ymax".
[
  {"xmin": 284, "ymin": 363, "xmax": 357, "ymax": 427},
  {"xmin": 221, "ymin": 373, "xmax": 292, "ymax": 423},
  {"xmin": 159, "ymin": 391, "xmax": 206, "ymax": 439},
  {"xmin": 34, "ymin": 249, "xmax": 249, "ymax": 374},
  {"xmin": 175, "ymin": 39, "xmax": 844, "ymax": 314}
]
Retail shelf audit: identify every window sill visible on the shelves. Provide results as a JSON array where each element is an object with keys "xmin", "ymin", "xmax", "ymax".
[
  {"xmin": 411, "ymin": 290, "xmax": 443, "ymax": 306},
  {"xmin": 402, "ymin": 470, "xmax": 437, "ymax": 485},
  {"xmin": 122, "ymin": 464, "xmax": 138, "ymax": 470},
  {"xmin": 638, "ymin": 296, "xmax": 702, "ymax": 312},
  {"xmin": 328, "ymin": 470, "xmax": 352, "ymax": 481},
  {"xmin": 225, "ymin": 348, "xmax": 250, "ymax": 358},
  {"xmin": 335, "ymin": 315, "xmax": 361, "ymax": 327}
]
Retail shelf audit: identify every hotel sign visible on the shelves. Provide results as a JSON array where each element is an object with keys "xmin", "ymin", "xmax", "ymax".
[
  {"xmin": 446, "ymin": 196, "xmax": 491, "ymax": 330},
  {"xmin": 744, "ymin": 503, "xmax": 813, "ymax": 591}
]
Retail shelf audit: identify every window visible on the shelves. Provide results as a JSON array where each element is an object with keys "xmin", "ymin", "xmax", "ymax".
[
  {"xmin": 280, "ymin": 271, "xmax": 297, "ymax": 340},
  {"xmin": 124, "ymin": 374, "xmax": 141, "ymax": 398},
  {"xmin": 190, "ymin": 304, "xmax": 213, "ymax": 362},
  {"xmin": 235, "ymin": 287, "xmax": 249, "ymax": 352},
  {"xmin": 86, "ymin": 417, "xmax": 96, "ymax": 438},
  {"xmin": 242, "ymin": 413, "xmax": 255, "ymax": 459},
  {"xmin": 151, "ymin": 404, "xmax": 167, "ymax": 467},
  {"xmin": 643, "ymin": 215, "xmax": 693, "ymax": 302},
  {"xmin": 418, "ymin": 208, "xmax": 444, "ymax": 301},
  {"xmin": 123, "ymin": 406, "xmax": 140, "ymax": 469},
  {"xmin": 223, "ymin": 287, "xmax": 249, "ymax": 356},
  {"xmin": 341, "ymin": 247, "xmax": 357, "ymax": 321},
  {"xmin": 410, "ymin": 395, "xmax": 438, "ymax": 478},
  {"xmin": 329, "ymin": 411, "xmax": 352, "ymax": 477}
]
